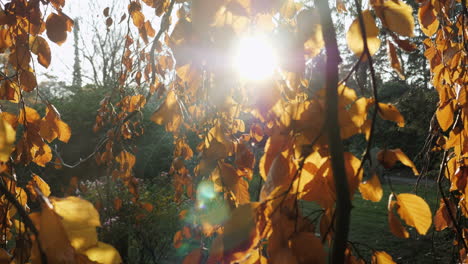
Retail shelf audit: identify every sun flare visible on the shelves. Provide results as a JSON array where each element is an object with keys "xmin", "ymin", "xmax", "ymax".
[{"xmin": 233, "ymin": 35, "xmax": 278, "ymax": 81}]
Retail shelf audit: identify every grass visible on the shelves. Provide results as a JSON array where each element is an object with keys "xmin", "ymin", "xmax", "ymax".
[{"xmin": 302, "ymin": 179, "xmax": 455, "ymax": 263}]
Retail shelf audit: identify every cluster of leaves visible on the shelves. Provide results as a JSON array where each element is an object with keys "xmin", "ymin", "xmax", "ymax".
[
  {"xmin": 98, "ymin": 0, "xmax": 446, "ymax": 263},
  {"xmin": 0, "ymin": 0, "xmax": 465, "ymax": 263}
]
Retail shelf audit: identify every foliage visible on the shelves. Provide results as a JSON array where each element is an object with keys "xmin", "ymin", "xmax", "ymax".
[{"xmin": 0, "ymin": 0, "xmax": 465, "ymax": 263}]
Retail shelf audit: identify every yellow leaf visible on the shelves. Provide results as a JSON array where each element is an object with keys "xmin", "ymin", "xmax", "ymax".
[
  {"xmin": 376, "ymin": 0, "xmax": 415, "ymax": 37},
  {"xmin": 39, "ymin": 205, "xmax": 76, "ymax": 263},
  {"xmin": 377, "ymin": 148, "xmax": 419, "ymax": 175},
  {"xmin": 346, "ymin": 10, "xmax": 381, "ymax": 57},
  {"xmin": 359, "ymin": 173, "xmax": 383, "ymax": 202},
  {"xmin": 83, "ymin": 242, "xmax": 122, "ymax": 264},
  {"xmin": 151, "ymin": 90, "xmax": 183, "ymax": 132},
  {"xmin": 372, "ymin": 251, "xmax": 396, "ymax": 264},
  {"xmin": 378, "ymin": 102, "xmax": 405, "ymax": 127},
  {"xmin": 27, "ymin": 174, "xmax": 51, "ymax": 199},
  {"xmin": 396, "ymin": 193, "xmax": 432, "ymax": 235},
  {"xmin": 0, "ymin": 118, "xmax": 15, "ymax": 162},
  {"xmin": 436, "ymin": 101, "xmax": 454, "ymax": 132},
  {"xmin": 51, "ymin": 197, "xmax": 101, "ymax": 252},
  {"xmin": 388, "ymin": 198, "xmax": 409, "ymax": 238}
]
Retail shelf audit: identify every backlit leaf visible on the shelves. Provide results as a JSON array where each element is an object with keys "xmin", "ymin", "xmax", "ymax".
[
  {"xmin": 359, "ymin": 173, "xmax": 383, "ymax": 202},
  {"xmin": 27, "ymin": 174, "xmax": 51, "ymax": 200},
  {"xmin": 387, "ymin": 40, "xmax": 405, "ymax": 80},
  {"xmin": 376, "ymin": 0, "xmax": 414, "ymax": 37},
  {"xmin": 396, "ymin": 193, "xmax": 432, "ymax": 235},
  {"xmin": 290, "ymin": 232, "xmax": 326, "ymax": 264},
  {"xmin": 436, "ymin": 101, "xmax": 454, "ymax": 132},
  {"xmin": 434, "ymin": 199, "xmax": 455, "ymax": 231},
  {"xmin": 378, "ymin": 102, "xmax": 405, "ymax": 127},
  {"xmin": 83, "ymin": 242, "xmax": 122, "ymax": 264},
  {"xmin": 346, "ymin": 10, "xmax": 381, "ymax": 57},
  {"xmin": 418, "ymin": 1, "xmax": 439, "ymax": 36},
  {"xmin": 372, "ymin": 251, "xmax": 396, "ymax": 264},
  {"xmin": 0, "ymin": 119, "xmax": 15, "ymax": 162},
  {"xmin": 30, "ymin": 36, "xmax": 51, "ymax": 68}
]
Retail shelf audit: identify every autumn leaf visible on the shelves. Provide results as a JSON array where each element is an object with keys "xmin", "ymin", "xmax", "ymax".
[
  {"xmin": 223, "ymin": 203, "xmax": 259, "ymax": 263},
  {"xmin": 396, "ymin": 193, "xmax": 432, "ymax": 235},
  {"xmin": 27, "ymin": 174, "xmax": 51, "ymax": 200},
  {"xmin": 372, "ymin": 251, "xmax": 396, "ymax": 264},
  {"xmin": 359, "ymin": 173, "xmax": 383, "ymax": 202},
  {"xmin": 46, "ymin": 12, "xmax": 74, "ymax": 45},
  {"xmin": 0, "ymin": 119, "xmax": 16, "ymax": 162},
  {"xmin": 418, "ymin": 1, "xmax": 439, "ymax": 36},
  {"xmin": 388, "ymin": 198, "xmax": 409, "ymax": 238},
  {"xmin": 151, "ymin": 90, "xmax": 183, "ymax": 132},
  {"xmin": 39, "ymin": 104, "xmax": 72, "ymax": 143},
  {"xmin": 436, "ymin": 100, "xmax": 454, "ymax": 132},
  {"xmin": 377, "ymin": 102, "xmax": 405, "ymax": 127},
  {"xmin": 290, "ymin": 232, "xmax": 326, "ymax": 264},
  {"xmin": 183, "ymin": 248, "xmax": 202, "ymax": 264},
  {"xmin": 30, "ymin": 36, "xmax": 51, "ymax": 68},
  {"xmin": 434, "ymin": 199, "xmax": 455, "ymax": 231},
  {"xmin": 83, "ymin": 242, "xmax": 122, "ymax": 264},
  {"xmin": 377, "ymin": 148, "xmax": 419, "ymax": 175},
  {"xmin": 375, "ymin": 0, "xmax": 415, "ymax": 37},
  {"xmin": 387, "ymin": 40, "xmax": 405, "ymax": 80},
  {"xmin": 347, "ymin": 10, "xmax": 381, "ymax": 57}
]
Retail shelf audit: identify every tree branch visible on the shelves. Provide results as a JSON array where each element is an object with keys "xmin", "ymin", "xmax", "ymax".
[{"xmin": 316, "ymin": 1, "xmax": 350, "ymax": 263}]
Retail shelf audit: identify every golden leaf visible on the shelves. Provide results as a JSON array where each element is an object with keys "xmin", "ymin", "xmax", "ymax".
[
  {"xmin": 27, "ymin": 174, "xmax": 51, "ymax": 200},
  {"xmin": 372, "ymin": 251, "xmax": 396, "ymax": 264},
  {"xmin": 296, "ymin": 8, "xmax": 324, "ymax": 58},
  {"xmin": 0, "ymin": 119, "xmax": 15, "ymax": 162},
  {"xmin": 418, "ymin": 1, "xmax": 439, "ymax": 36},
  {"xmin": 436, "ymin": 100, "xmax": 454, "ymax": 132},
  {"xmin": 346, "ymin": 10, "xmax": 381, "ymax": 57},
  {"xmin": 359, "ymin": 173, "xmax": 383, "ymax": 202},
  {"xmin": 377, "ymin": 148, "xmax": 419, "ymax": 175},
  {"xmin": 376, "ymin": 0, "xmax": 414, "ymax": 37},
  {"xmin": 51, "ymin": 197, "xmax": 101, "ymax": 252},
  {"xmin": 83, "ymin": 242, "xmax": 122, "ymax": 264},
  {"xmin": 378, "ymin": 102, "xmax": 405, "ymax": 127},
  {"xmin": 396, "ymin": 193, "xmax": 432, "ymax": 235},
  {"xmin": 151, "ymin": 90, "xmax": 183, "ymax": 132}
]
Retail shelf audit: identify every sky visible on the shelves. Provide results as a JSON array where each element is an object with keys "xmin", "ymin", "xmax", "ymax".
[{"xmin": 37, "ymin": 0, "xmax": 159, "ymax": 85}]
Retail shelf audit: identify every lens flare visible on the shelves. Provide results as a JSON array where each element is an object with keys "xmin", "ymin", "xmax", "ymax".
[{"xmin": 233, "ymin": 35, "xmax": 278, "ymax": 81}]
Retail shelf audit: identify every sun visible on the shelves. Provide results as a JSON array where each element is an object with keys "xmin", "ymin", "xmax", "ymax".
[{"xmin": 233, "ymin": 34, "xmax": 278, "ymax": 81}]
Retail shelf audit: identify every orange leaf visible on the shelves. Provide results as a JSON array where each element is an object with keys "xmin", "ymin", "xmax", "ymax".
[
  {"xmin": 30, "ymin": 36, "xmax": 51, "ymax": 68},
  {"xmin": 436, "ymin": 100, "xmax": 454, "ymax": 132},
  {"xmin": 377, "ymin": 148, "xmax": 419, "ymax": 175},
  {"xmin": 396, "ymin": 193, "xmax": 432, "ymax": 235},
  {"xmin": 378, "ymin": 103, "xmax": 405, "ymax": 127},
  {"xmin": 375, "ymin": 0, "xmax": 414, "ymax": 37},
  {"xmin": 359, "ymin": 173, "xmax": 383, "ymax": 202},
  {"xmin": 418, "ymin": 1, "xmax": 439, "ymax": 36},
  {"xmin": 434, "ymin": 199, "xmax": 455, "ymax": 231},
  {"xmin": 372, "ymin": 251, "xmax": 396, "ymax": 264},
  {"xmin": 290, "ymin": 232, "xmax": 326, "ymax": 264},
  {"xmin": 387, "ymin": 40, "xmax": 405, "ymax": 80}
]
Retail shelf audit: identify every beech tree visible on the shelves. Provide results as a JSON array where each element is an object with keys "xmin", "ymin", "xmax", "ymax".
[{"xmin": 0, "ymin": 0, "xmax": 466, "ymax": 263}]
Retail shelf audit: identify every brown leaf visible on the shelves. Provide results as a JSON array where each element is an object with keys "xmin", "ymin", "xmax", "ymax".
[
  {"xmin": 388, "ymin": 197, "xmax": 409, "ymax": 238},
  {"xmin": 418, "ymin": 1, "xmax": 439, "ymax": 36},
  {"xmin": 434, "ymin": 199, "xmax": 455, "ymax": 231},
  {"xmin": 46, "ymin": 12, "xmax": 74, "ymax": 45},
  {"xmin": 377, "ymin": 148, "xmax": 419, "ymax": 175},
  {"xmin": 103, "ymin": 7, "xmax": 110, "ymax": 17},
  {"xmin": 30, "ymin": 36, "xmax": 51, "ymax": 68},
  {"xmin": 290, "ymin": 232, "xmax": 326, "ymax": 264},
  {"xmin": 183, "ymin": 248, "xmax": 202, "ymax": 264},
  {"xmin": 387, "ymin": 40, "xmax": 405, "ymax": 80}
]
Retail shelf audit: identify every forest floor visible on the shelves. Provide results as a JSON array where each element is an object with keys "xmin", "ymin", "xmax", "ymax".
[{"xmin": 303, "ymin": 179, "xmax": 454, "ymax": 263}]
